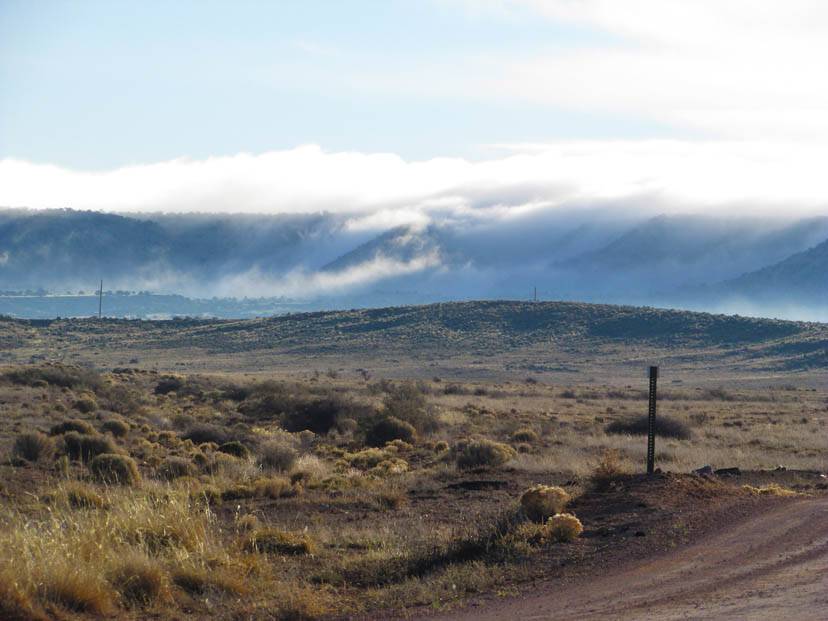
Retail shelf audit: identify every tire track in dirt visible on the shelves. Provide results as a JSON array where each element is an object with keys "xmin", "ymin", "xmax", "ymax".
[{"xmin": 429, "ymin": 496, "xmax": 828, "ymax": 621}]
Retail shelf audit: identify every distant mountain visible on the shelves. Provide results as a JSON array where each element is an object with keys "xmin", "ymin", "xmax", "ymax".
[
  {"xmin": 561, "ymin": 214, "xmax": 828, "ymax": 283},
  {"xmin": 715, "ymin": 238, "xmax": 828, "ymax": 302},
  {"xmin": 2, "ymin": 207, "xmax": 828, "ymax": 320}
]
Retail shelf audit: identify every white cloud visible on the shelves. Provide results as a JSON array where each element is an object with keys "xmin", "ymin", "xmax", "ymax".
[
  {"xmin": 2, "ymin": 139, "xmax": 828, "ymax": 219},
  {"xmin": 460, "ymin": 0, "xmax": 828, "ymax": 140}
]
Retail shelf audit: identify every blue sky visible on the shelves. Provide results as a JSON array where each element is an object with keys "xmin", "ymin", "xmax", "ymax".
[{"xmin": 0, "ymin": 0, "xmax": 670, "ymax": 168}]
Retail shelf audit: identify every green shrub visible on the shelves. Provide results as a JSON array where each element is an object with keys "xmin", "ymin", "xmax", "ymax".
[
  {"xmin": 89, "ymin": 453, "xmax": 140, "ymax": 485},
  {"xmin": 12, "ymin": 432, "xmax": 54, "ymax": 462},
  {"xmin": 365, "ymin": 416, "xmax": 417, "ymax": 447},
  {"xmin": 62, "ymin": 432, "xmax": 118, "ymax": 462},
  {"xmin": 101, "ymin": 419, "xmax": 129, "ymax": 438},
  {"xmin": 456, "ymin": 439, "xmax": 516, "ymax": 470},
  {"xmin": 49, "ymin": 419, "xmax": 95, "ymax": 436},
  {"xmin": 217, "ymin": 441, "xmax": 250, "ymax": 459}
]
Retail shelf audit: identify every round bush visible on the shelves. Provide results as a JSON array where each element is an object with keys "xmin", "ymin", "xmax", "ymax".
[
  {"xmin": 365, "ymin": 416, "xmax": 417, "ymax": 447},
  {"xmin": 455, "ymin": 439, "xmax": 516, "ymax": 470},
  {"xmin": 605, "ymin": 415, "xmax": 691, "ymax": 440},
  {"xmin": 544, "ymin": 513, "xmax": 583, "ymax": 542},
  {"xmin": 89, "ymin": 453, "xmax": 140, "ymax": 485},
  {"xmin": 101, "ymin": 419, "xmax": 129, "ymax": 438},
  {"xmin": 13, "ymin": 432, "xmax": 54, "ymax": 462},
  {"xmin": 49, "ymin": 419, "xmax": 95, "ymax": 436},
  {"xmin": 181, "ymin": 423, "xmax": 227, "ymax": 445},
  {"xmin": 63, "ymin": 432, "xmax": 118, "ymax": 462},
  {"xmin": 157, "ymin": 457, "xmax": 197, "ymax": 480},
  {"xmin": 218, "ymin": 441, "xmax": 250, "ymax": 459},
  {"xmin": 108, "ymin": 555, "xmax": 165, "ymax": 607},
  {"xmin": 73, "ymin": 396, "xmax": 98, "ymax": 414},
  {"xmin": 520, "ymin": 485, "xmax": 570, "ymax": 522},
  {"xmin": 511, "ymin": 428, "xmax": 539, "ymax": 443},
  {"xmin": 257, "ymin": 441, "xmax": 297, "ymax": 472}
]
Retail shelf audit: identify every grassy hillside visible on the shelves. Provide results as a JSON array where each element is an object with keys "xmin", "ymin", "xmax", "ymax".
[{"xmin": 2, "ymin": 301, "xmax": 826, "ymax": 383}]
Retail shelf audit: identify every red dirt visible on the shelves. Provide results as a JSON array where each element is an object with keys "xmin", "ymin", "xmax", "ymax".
[{"xmin": 427, "ymin": 495, "xmax": 828, "ymax": 620}]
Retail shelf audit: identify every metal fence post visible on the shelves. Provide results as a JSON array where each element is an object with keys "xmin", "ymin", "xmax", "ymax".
[{"xmin": 647, "ymin": 366, "xmax": 658, "ymax": 475}]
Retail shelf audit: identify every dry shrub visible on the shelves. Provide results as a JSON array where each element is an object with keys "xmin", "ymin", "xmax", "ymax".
[
  {"xmin": 456, "ymin": 439, "xmax": 516, "ymax": 470},
  {"xmin": 89, "ymin": 453, "xmax": 141, "ymax": 485},
  {"xmin": 218, "ymin": 440, "xmax": 250, "ymax": 459},
  {"xmin": 520, "ymin": 485, "xmax": 570, "ymax": 522},
  {"xmin": 433, "ymin": 440, "xmax": 449, "ymax": 453},
  {"xmin": 605, "ymin": 415, "xmax": 691, "ymax": 440},
  {"xmin": 341, "ymin": 448, "xmax": 389, "ymax": 470},
  {"xmin": 73, "ymin": 396, "xmax": 98, "ymax": 414},
  {"xmin": 236, "ymin": 514, "xmax": 261, "ymax": 531},
  {"xmin": 101, "ymin": 419, "xmax": 129, "ymax": 438},
  {"xmin": 252, "ymin": 476, "xmax": 298, "ymax": 499},
  {"xmin": 181, "ymin": 423, "xmax": 227, "ymax": 445},
  {"xmin": 365, "ymin": 416, "xmax": 417, "ymax": 447},
  {"xmin": 170, "ymin": 566, "xmax": 245, "ymax": 596},
  {"xmin": 35, "ymin": 564, "xmax": 113, "ymax": 615},
  {"xmin": 62, "ymin": 482, "xmax": 106, "ymax": 510},
  {"xmin": 368, "ymin": 458, "xmax": 409, "ymax": 477},
  {"xmin": 383, "ymin": 382, "xmax": 438, "ymax": 433},
  {"xmin": 108, "ymin": 554, "xmax": 166, "ymax": 607},
  {"xmin": 12, "ymin": 433, "xmax": 54, "ymax": 463},
  {"xmin": 243, "ymin": 528, "xmax": 316, "ymax": 555},
  {"xmin": 544, "ymin": 513, "xmax": 583, "ymax": 543},
  {"xmin": 258, "ymin": 439, "xmax": 297, "ymax": 472},
  {"xmin": 157, "ymin": 457, "xmax": 197, "ymax": 480},
  {"xmin": 0, "ymin": 571, "xmax": 47, "ymax": 621},
  {"xmin": 49, "ymin": 419, "xmax": 95, "ymax": 436},
  {"xmin": 742, "ymin": 483, "xmax": 798, "ymax": 497},
  {"xmin": 62, "ymin": 432, "xmax": 117, "ymax": 462},
  {"xmin": 591, "ymin": 449, "xmax": 629, "ymax": 491},
  {"xmin": 510, "ymin": 428, "xmax": 538, "ymax": 443}
]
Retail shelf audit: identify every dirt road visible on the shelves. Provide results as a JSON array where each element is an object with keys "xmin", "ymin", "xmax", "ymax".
[{"xmin": 430, "ymin": 496, "xmax": 828, "ymax": 621}]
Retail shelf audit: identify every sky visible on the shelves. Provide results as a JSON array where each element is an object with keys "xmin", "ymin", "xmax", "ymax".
[{"xmin": 2, "ymin": 0, "xmax": 828, "ymax": 218}]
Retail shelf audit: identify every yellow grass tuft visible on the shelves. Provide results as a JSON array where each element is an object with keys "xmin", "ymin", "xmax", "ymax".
[
  {"xmin": 520, "ymin": 485, "xmax": 571, "ymax": 522},
  {"xmin": 544, "ymin": 513, "xmax": 583, "ymax": 543}
]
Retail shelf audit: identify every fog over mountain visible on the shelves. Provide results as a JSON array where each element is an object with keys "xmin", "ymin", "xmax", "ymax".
[{"xmin": 1, "ymin": 206, "xmax": 827, "ymax": 321}]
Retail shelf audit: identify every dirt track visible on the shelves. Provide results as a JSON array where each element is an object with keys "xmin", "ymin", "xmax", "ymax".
[{"xmin": 430, "ymin": 496, "xmax": 828, "ymax": 621}]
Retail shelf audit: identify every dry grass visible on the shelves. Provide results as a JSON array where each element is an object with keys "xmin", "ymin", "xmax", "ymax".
[{"xmin": 0, "ymin": 363, "xmax": 823, "ymax": 619}]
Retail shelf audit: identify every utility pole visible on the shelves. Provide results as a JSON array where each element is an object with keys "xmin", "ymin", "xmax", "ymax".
[
  {"xmin": 533, "ymin": 286, "xmax": 537, "ymax": 302},
  {"xmin": 98, "ymin": 280, "xmax": 103, "ymax": 319}
]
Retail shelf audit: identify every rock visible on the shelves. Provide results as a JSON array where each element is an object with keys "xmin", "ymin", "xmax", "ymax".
[
  {"xmin": 693, "ymin": 465, "xmax": 714, "ymax": 476},
  {"xmin": 774, "ymin": 465, "xmax": 787, "ymax": 472},
  {"xmin": 714, "ymin": 467, "xmax": 742, "ymax": 476}
]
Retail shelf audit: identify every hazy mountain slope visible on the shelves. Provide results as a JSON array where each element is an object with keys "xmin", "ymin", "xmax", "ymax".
[
  {"xmin": 2, "ymin": 208, "xmax": 828, "ymax": 320},
  {"xmin": 562, "ymin": 215, "xmax": 828, "ymax": 281},
  {"xmin": 716, "ymin": 238, "xmax": 828, "ymax": 301}
]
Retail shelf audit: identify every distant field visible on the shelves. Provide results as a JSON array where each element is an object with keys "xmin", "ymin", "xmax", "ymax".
[{"xmin": 1, "ymin": 300, "xmax": 827, "ymax": 386}]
